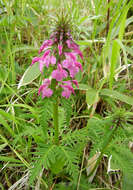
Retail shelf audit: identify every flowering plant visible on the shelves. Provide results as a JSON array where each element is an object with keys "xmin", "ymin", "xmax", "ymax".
[
  {"xmin": 31, "ymin": 20, "xmax": 83, "ymax": 99},
  {"xmin": 30, "ymin": 15, "xmax": 84, "ymax": 146}
]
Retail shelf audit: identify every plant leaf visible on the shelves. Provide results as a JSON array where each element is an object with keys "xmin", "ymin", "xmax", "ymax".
[
  {"xmin": 100, "ymin": 89, "xmax": 133, "ymax": 106},
  {"xmin": 18, "ymin": 62, "xmax": 40, "ymax": 89},
  {"xmin": 86, "ymin": 88, "xmax": 99, "ymax": 108},
  {"xmin": 109, "ymin": 40, "xmax": 120, "ymax": 89},
  {"xmin": 0, "ymin": 156, "xmax": 22, "ymax": 163}
]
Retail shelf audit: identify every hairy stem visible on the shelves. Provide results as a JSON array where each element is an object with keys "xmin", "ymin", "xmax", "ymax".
[{"xmin": 53, "ymin": 97, "xmax": 59, "ymax": 145}]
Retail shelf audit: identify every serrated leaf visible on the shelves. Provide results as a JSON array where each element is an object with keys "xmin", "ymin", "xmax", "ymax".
[{"xmin": 18, "ymin": 62, "xmax": 40, "ymax": 89}]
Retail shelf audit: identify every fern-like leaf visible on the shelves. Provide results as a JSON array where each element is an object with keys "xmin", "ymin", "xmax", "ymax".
[
  {"xmin": 29, "ymin": 144, "xmax": 56, "ymax": 184},
  {"xmin": 37, "ymin": 98, "xmax": 53, "ymax": 138},
  {"xmin": 61, "ymin": 98, "xmax": 72, "ymax": 126},
  {"xmin": 61, "ymin": 127, "xmax": 89, "ymax": 147}
]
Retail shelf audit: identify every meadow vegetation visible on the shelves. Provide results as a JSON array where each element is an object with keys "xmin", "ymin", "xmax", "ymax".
[{"xmin": 0, "ymin": 0, "xmax": 133, "ymax": 189}]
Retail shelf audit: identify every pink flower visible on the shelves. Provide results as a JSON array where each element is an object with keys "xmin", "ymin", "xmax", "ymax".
[
  {"xmin": 31, "ymin": 57, "xmax": 41, "ymax": 66},
  {"xmin": 31, "ymin": 28, "xmax": 84, "ymax": 99},
  {"xmin": 62, "ymin": 52, "xmax": 83, "ymax": 78},
  {"xmin": 66, "ymin": 40, "xmax": 83, "ymax": 60},
  {"xmin": 62, "ymin": 59, "xmax": 79, "ymax": 78},
  {"xmin": 39, "ymin": 50, "xmax": 56, "ymax": 72},
  {"xmin": 39, "ymin": 60, "xmax": 45, "ymax": 73},
  {"xmin": 39, "ymin": 40, "xmax": 53, "ymax": 54},
  {"xmin": 74, "ymin": 49, "xmax": 83, "ymax": 60},
  {"xmin": 38, "ymin": 79, "xmax": 53, "ymax": 98},
  {"xmin": 44, "ymin": 56, "xmax": 51, "ymax": 68},
  {"xmin": 60, "ymin": 33, "xmax": 63, "ymax": 41},
  {"xmin": 31, "ymin": 50, "xmax": 56, "ymax": 73},
  {"xmin": 62, "ymin": 81, "xmax": 71, "ymax": 85},
  {"xmin": 66, "ymin": 40, "xmax": 79, "ymax": 50},
  {"xmin": 42, "ymin": 49, "xmax": 51, "ymax": 59},
  {"xmin": 74, "ymin": 62, "xmax": 83, "ymax": 71},
  {"xmin": 50, "ymin": 55, "xmax": 56, "ymax": 65},
  {"xmin": 63, "ymin": 80, "xmax": 79, "ymax": 88},
  {"xmin": 64, "ymin": 52, "xmax": 77, "ymax": 62},
  {"xmin": 40, "ymin": 88, "xmax": 53, "ymax": 98},
  {"xmin": 58, "ymin": 44, "xmax": 63, "ymax": 56},
  {"xmin": 72, "ymin": 80, "xmax": 79, "ymax": 87},
  {"xmin": 61, "ymin": 83, "xmax": 75, "ymax": 99},
  {"xmin": 39, "ymin": 50, "xmax": 51, "ymax": 72},
  {"xmin": 59, "ymin": 80, "xmax": 78, "ymax": 98},
  {"xmin": 52, "ymin": 64, "xmax": 68, "ymax": 81}
]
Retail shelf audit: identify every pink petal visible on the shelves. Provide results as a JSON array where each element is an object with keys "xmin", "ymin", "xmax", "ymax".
[
  {"xmin": 42, "ymin": 88, "xmax": 53, "ymax": 98},
  {"xmin": 38, "ymin": 85, "xmax": 44, "ymax": 95},
  {"xmin": 52, "ymin": 70, "xmax": 65, "ymax": 81},
  {"xmin": 50, "ymin": 55, "xmax": 56, "ymax": 65},
  {"xmin": 66, "ymin": 40, "xmax": 71, "ymax": 48},
  {"xmin": 52, "ymin": 70, "xmax": 61, "ymax": 81},
  {"xmin": 64, "ymin": 85, "xmax": 75, "ymax": 94},
  {"xmin": 64, "ymin": 52, "xmax": 77, "ymax": 62},
  {"xmin": 62, "ymin": 89, "xmax": 71, "ymax": 98},
  {"xmin": 75, "ymin": 49, "xmax": 83, "ymax": 60},
  {"xmin": 54, "ymin": 38, "xmax": 58, "ymax": 42},
  {"xmin": 63, "ymin": 81, "xmax": 72, "ymax": 86},
  {"xmin": 66, "ymin": 40, "xmax": 79, "ymax": 50},
  {"xmin": 62, "ymin": 60, "xmax": 79, "ymax": 78},
  {"xmin": 52, "ymin": 64, "xmax": 68, "ymax": 81},
  {"xmin": 61, "ymin": 84, "xmax": 75, "ymax": 99},
  {"xmin": 45, "ymin": 55, "xmax": 51, "ymax": 68},
  {"xmin": 39, "ymin": 40, "xmax": 53, "ymax": 54},
  {"xmin": 63, "ymin": 80, "xmax": 78, "ymax": 88},
  {"xmin": 62, "ymin": 59, "xmax": 70, "ymax": 69},
  {"xmin": 43, "ymin": 78, "xmax": 51, "ymax": 86},
  {"xmin": 74, "ymin": 62, "xmax": 83, "ymax": 71},
  {"xmin": 69, "ymin": 65, "xmax": 79, "ymax": 78},
  {"xmin": 72, "ymin": 80, "xmax": 79, "ymax": 87},
  {"xmin": 31, "ymin": 57, "xmax": 41, "ymax": 65},
  {"xmin": 58, "ymin": 44, "xmax": 63, "ymax": 56},
  {"xmin": 42, "ymin": 50, "xmax": 51, "ymax": 59},
  {"xmin": 60, "ymin": 33, "xmax": 63, "ymax": 41},
  {"xmin": 38, "ymin": 79, "xmax": 52, "ymax": 98},
  {"xmin": 39, "ymin": 60, "xmax": 45, "ymax": 73},
  {"xmin": 41, "ymin": 50, "xmax": 51, "ymax": 68},
  {"xmin": 58, "ymin": 64, "xmax": 68, "ymax": 78},
  {"xmin": 66, "ymin": 40, "xmax": 83, "ymax": 60},
  {"xmin": 63, "ymin": 70, "xmax": 68, "ymax": 78},
  {"xmin": 38, "ymin": 79, "xmax": 51, "ymax": 93}
]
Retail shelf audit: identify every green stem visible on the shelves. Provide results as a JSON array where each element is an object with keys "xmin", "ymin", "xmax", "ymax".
[{"xmin": 53, "ymin": 97, "xmax": 59, "ymax": 145}]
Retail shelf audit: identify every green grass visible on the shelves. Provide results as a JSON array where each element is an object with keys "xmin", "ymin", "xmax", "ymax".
[{"xmin": 0, "ymin": 0, "xmax": 133, "ymax": 189}]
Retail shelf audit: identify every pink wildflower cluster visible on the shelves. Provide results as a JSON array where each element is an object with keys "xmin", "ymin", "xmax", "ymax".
[{"xmin": 31, "ymin": 31, "xmax": 83, "ymax": 99}]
